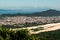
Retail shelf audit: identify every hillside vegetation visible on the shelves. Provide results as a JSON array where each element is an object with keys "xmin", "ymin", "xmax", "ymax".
[{"xmin": 0, "ymin": 26, "xmax": 60, "ymax": 40}]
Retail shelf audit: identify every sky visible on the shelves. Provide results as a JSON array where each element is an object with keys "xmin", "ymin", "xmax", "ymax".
[{"xmin": 0, "ymin": 0, "xmax": 60, "ymax": 10}]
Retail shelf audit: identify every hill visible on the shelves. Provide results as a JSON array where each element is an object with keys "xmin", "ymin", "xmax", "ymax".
[
  {"xmin": 32, "ymin": 9, "xmax": 60, "ymax": 16},
  {"xmin": 0, "ymin": 9, "xmax": 60, "ymax": 16}
]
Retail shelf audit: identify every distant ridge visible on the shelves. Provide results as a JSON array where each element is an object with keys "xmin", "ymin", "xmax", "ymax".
[
  {"xmin": 0, "ymin": 9, "xmax": 60, "ymax": 16},
  {"xmin": 0, "ymin": 9, "xmax": 6, "ymax": 11},
  {"xmin": 0, "ymin": 8, "xmax": 48, "ymax": 14},
  {"xmin": 32, "ymin": 9, "xmax": 60, "ymax": 16}
]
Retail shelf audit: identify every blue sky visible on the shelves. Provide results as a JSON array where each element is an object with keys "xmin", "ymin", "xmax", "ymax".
[{"xmin": 0, "ymin": 0, "xmax": 60, "ymax": 10}]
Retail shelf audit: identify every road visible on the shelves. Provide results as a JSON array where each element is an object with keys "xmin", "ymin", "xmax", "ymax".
[{"xmin": 11, "ymin": 23, "xmax": 60, "ymax": 34}]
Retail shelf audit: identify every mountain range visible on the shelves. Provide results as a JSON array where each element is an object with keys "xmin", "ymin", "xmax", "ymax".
[
  {"xmin": 0, "ymin": 8, "xmax": 48, "ymax": 14},
  {"xmin": 0, "ymin": 9, "xmax": 60, "ymax": 16}
]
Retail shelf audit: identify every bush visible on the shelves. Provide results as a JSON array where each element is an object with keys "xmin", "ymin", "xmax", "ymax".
[{"xmin": 0, "ymin": 36, "xmax": 4, "ymax": 40}]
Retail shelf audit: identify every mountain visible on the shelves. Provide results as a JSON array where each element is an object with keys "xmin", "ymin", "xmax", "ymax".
[
  {"xmin": 0, "ymin": 9, "xmax": 60, "ymax": 16},
  {"xmin": 31, "ymin": 9, "xmax": 60, "ymax": 16},
  {"xmin": 0, "ymin": 8, "xmax": 48, "ymax": 14},
  {"xmin": 0, "ymin": 9, "xmax": 22, "ymax": 14}
]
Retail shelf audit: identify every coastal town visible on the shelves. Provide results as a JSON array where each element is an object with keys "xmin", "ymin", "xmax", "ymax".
[{"xmin": 0, "ymin": 16, "xmax": 60, "ymax": 25}]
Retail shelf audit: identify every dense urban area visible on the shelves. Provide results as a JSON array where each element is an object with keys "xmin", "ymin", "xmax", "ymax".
[{"xmin": 0, "ymin": 16, "xmax": 60, "ymax": 25}]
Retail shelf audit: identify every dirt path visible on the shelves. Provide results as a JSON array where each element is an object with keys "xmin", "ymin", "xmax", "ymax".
[
  {"xmin": 11, "ymin": 23, "xmax": 60, "ymax": 34},
  {"xmin": 31, "ymin": 23, "xmax": 60, "ymax": 34}
]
